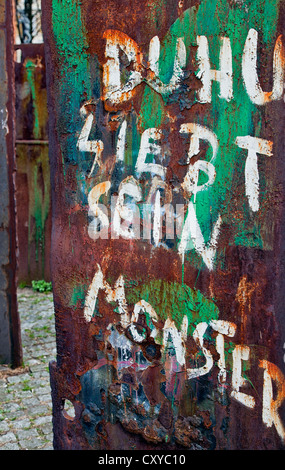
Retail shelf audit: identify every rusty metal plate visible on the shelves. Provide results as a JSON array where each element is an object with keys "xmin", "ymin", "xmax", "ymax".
[
  {"xmin": 15, "ymin": 43, "xmax": 51, "ymax": 285},
  {"xmin": 42, "ymin": 0, "xmax": 285, "ymax": 450}
]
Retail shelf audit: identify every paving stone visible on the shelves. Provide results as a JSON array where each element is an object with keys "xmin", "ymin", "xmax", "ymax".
[
  {"xmin": 16, "ymin": 428, "xmax": 40, "ymax": 441},
  {"xmin": 29, "ymin": 405, "xmax": 51, "ymax": 416},
  {"xmin": 7, "ymin": 374, "xmax": 31, "ymax": 384},
  {"xmin": 41, "ymin": 443, "xmax": 54, "ymax": 450},
  {"xmin": 3, "ymin": 403, "xmax": 22, "ymax": 413},
  {"xmin": 0, "ymin": 442, "xmax": 20, "ymax": 450},
  {"xmin": 25, "ymin": 360, "xmax": 42, "ymax": 367},
  {"xmin": 3, "ymin": 410, "xmax": 26, "ymax": 421},
  {"xmin": 21, "ymin": 396, "xmax": 41, "ymax": 406},
  {"xmin": 19, "ymin": 438, "xmax": 47, "ymax": 450},
  {"xmin": 38, "ymin": 394, "xmax": 52, "ymax": 404},
  {"xmin": 0, "ymin": 288, "xmax": 56, "ymax": 450},
  {"xmin": 11, "ymin": 418, "xmax": 32, "ymax": 430},
  {"xmin": 38, "ymin": 424, "xmax": 53, "ymax": 436},
  {"xmin": 33, "ymin": 415, "xmax": 51, "ymax": 426},
  {"xmin": 0, "ymin": 421, "xmax": 10, "ymax": 433},
  {"xmin": 0, "ymin": 432, "xmax": 17, "ymax": 445}
]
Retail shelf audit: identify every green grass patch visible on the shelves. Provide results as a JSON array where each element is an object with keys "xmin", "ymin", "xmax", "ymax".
[{"xmin": 32, "ymin": 280, "xmax": 52, "ymax": 293}]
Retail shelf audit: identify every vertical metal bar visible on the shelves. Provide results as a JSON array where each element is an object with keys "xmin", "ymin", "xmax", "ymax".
[{"xmin": 0, "ymin": 0, "xmax": 22, "ymax": 367}]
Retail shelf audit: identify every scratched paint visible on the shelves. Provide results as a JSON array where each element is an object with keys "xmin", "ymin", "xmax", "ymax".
[{"xmin": 42, "ymin": 0, "xmax": 285, "ymax": 450}]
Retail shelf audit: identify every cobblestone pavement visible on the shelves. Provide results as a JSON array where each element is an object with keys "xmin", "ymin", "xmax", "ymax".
[{"xmin": 0, "ymin": 287, "xmax": 56, "ymax": 450}]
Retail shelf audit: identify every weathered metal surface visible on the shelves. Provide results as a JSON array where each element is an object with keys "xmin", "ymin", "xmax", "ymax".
[
  {"xmin": 42, "ymin": 0, "xmax": 285, "ymax": 450},
  {"xmin": 0, "ymin": 0, "xmax": 22, "ymax": 367},
  {"xmin": 15, "ymin": 43, "xmax": 52, "ymax": 284}
]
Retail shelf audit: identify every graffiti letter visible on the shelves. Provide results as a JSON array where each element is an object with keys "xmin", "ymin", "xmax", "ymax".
[
  {"xmin": 135, "ymin": 128, "xmax": 166, "ymax": 179},
  {"xmin": 77, "ymin": 103, "xmax": 104, "ymax": 177},
  {"xmin": 146, "ymin": 177, "xmax": 174, "ymax": 246},
  {"xmin": 148, "ymin": 35, "xmax": 186, "ymax": 95},
  {"xmin": 196, "ymin": 36, "xmax": 233, "ymax": 103},
  {"xmin": 259, "ymin": 360, "xmax": 285, "ymax": 442},
  {"xmin": 116, "ymin": 119, "xmax": 127, "ymax": 162},
  {"xmin": 180, "ymin": 123, "xmax": 218, "ymax": 202},
  {"xmin": 231, "ymin": 345, "xmax": 255, "ymax": 409},
  {"xmin": 129, "ymin": 299, "xmax": 159, "ymax": 342},
  {"xmin": 84, "ymin": 264, "xmax": 129, "ymax": 327},
  {"xmin": 235, "ymin": 136, "xmax": 273, "ymax": 212},
  {"xmin": 88, "ymin": 181, "xmax": 110, "ymax": 240},
  {"xmin": 242, "ymin": 29, "xmax": 285, "ymax": 105},
  {"xmin": 187, "ymin": 322, "xmax": 213, "ymax": 379},
  {"xmin": 153, "ymin": 197, "xmax": 175, "ymax": 247},
  {"xmin": 163, "ymin": 317, "xmax": 188, "ymax": 367},
  {"xmin": 178, "ymin": 202, "xmax": 222, "ymax": 271},
  {"xmin": 112, "ymin": 176, "xmax": 141, "ymax": 239},
  {"xmin": 210, "ymin": 320, "xmax": 237, "ymax": 383},
  {"xmin": 103, "ymin": 30, "xmax": 143, "ymax": 105}
]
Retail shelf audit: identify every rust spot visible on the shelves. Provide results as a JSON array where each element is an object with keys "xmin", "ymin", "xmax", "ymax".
[
  {"xmin": 157, "ymin": 399, "xmax": 173, "ymax": 429},
  {"xmin": 236, "ymin": 275, "xmax": 259, "ymax": 342}
]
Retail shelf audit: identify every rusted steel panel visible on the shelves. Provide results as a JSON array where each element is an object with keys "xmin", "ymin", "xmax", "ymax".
[
  {"xmin": 14, "ymin": 43, "xmax": 52, "ymax": 285},
  {"xmin": 0, "ymin": 0, "xmax": 22, "ymax": 367},
  {"xmin": 42, "ymin": 0, "xmax": 285, "ymax": 450}
]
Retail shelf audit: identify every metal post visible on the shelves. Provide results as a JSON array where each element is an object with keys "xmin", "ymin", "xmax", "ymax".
[
  {"xmin": 0, "ymin": 0, "xmax": 22, "ymax": 368},
  {"xmin": 42, "ymin": 0, "xmax": 285, "ymax": 450}
]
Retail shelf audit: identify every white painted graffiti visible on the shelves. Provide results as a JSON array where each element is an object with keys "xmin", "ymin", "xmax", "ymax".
[
  {"xmin": 102, "ymin": 28, "xmax": 285, "ymax": 105},
  {"xmin": 83, "ymin": 119, "xmax": 273, "ymax": 269},
  {"xmin": 75, "ymin": 27, "xmax": 285, "ymax": 444},
  {"xmin": 75, "ymin": 27, "xmax": 284, "ymax": 270},
  {"xmin": 83, "ymin": 263, "xmax": 285, "ymax": 442}
]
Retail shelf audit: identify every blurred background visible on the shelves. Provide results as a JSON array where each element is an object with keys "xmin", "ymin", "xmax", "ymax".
[{"xmin": 14, "ymin": 0, "xmax": 51, "ymax": 288}]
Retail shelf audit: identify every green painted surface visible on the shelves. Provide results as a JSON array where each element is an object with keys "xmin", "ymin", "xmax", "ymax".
[
  {"xmin": 32, "ymin": 157, "xmax": 50, "ymax": 265},
  {"xmin": 17, "ymin": 55, "xmax": 50, "ymax": 282},
  {"xmin": 25, "ymin": 60, "xmax": 41, "ymax": 140},
  {"xmin": 52, "ymin": 0, "xmax": 92, "ymax": 170},
  {"xmin": 51, "ymin": 0, "xmax": 280, "ymax": 257},
  {"xmin": 51, "ymin": 0, "xmax": 282, "ymax": 300},
  {"xmin": 126, "ymin": 279, "xmax": 219, "ymax": 335},
  {"xmin": 16, "ymin": 146, "xmax": 50, "ymax": 278},
  {"xmin": 137, "ymin": 0, "xmax": 280, "ymax": 251}
]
